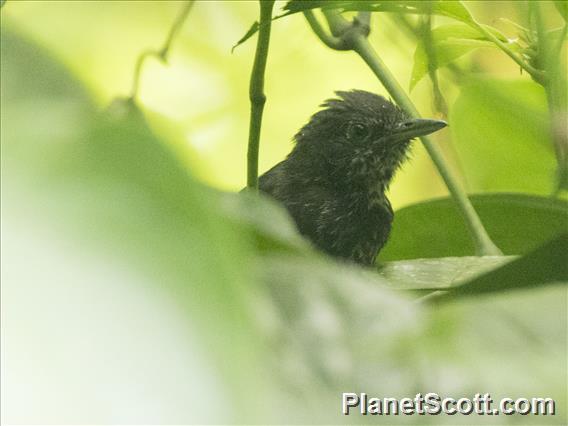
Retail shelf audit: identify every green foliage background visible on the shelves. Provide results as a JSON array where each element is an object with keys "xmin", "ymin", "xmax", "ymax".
[{"xmin": 1, "ymin": 1, "xmax": 566, "ymax": 424}]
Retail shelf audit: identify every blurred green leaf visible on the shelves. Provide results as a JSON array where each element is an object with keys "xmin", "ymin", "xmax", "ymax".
[
  {"xmin": 1, "ymin": 27, "xmax": 272, "ymax": 420},
  {"xmin": 219, "ymin": 190, "xmax": 311, "ymax": 253},
  {"xmin": 433, "ymin": 233, "xmax": 568, "ymax": 302},
  {"xmin": 284, "ymin": 0, "xmax": 475, "ymax": 24},
  {"xmin": 378, "ymin": 255, "xmax": 513, "ymax": 290},
  {"xmin": 283, "ymin": 0, "xmax": 345, "ymax": 12},
  {"xmin": 450, "ymin": 79, "xmax": 555, "ymax": 194},
  {"xmin": 555, "ymin": 0, "xmax": 568, "ymax": 22},
  {"xmin": 381, "ymin": 194, "xmax": 568, "ymax": 260},
  {"xmin": 410, "ymin": 24, "xmax": 510, "ymax": 91}
]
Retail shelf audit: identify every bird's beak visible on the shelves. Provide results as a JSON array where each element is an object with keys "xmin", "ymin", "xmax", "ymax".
[{"xmin": 388, "ymin": 118, "xmax": 447, "ymax": 142}]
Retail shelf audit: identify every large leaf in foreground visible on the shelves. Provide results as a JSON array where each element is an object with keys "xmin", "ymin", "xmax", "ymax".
[
  {"xmin": 1, "ymin": 27, "xmax": 265, "ymax": 423},
  {"xmin": 381, "ymin": 193, "xmax": 567, "ymax": 260}
]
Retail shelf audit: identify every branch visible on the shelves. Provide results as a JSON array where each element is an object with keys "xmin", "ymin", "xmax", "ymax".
[
  {"xmin": 532, "ymin": 2, "xmax": 568, "ymax": 194},
  {"xmin": 473, "ymin": 22, "xmax": 546, "ymax": 84},
  {"xmin": 305, "ymin": 9, "xmax": 501, "ymax": 256},
  {"xmin": 304, "ymin": 10, "xmax": 348, "ymax": 50},
  {"xmin": 452, "ymin": 2, "xmax": 546, "ymax": 84},
  {"xmin": 129, "ymin": 1, "xmax": 194, "ymax": 103},
  {"xmin": 247, "ymin": 0, "xmax": 276, "ymax": 190}
]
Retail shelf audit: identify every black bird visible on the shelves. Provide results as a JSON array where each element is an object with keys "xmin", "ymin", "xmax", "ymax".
[{"xmin": 259, "ymin": 90, "xmax": 447, "ymax": 265}]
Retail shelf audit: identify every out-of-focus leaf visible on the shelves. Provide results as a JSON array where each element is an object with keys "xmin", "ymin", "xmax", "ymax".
[
  {"xmin": 219, "ymin": 190, "xmax": 311, "ymax": 253},
  {"xmin": 432, "ymin": 234, "xmax": 568, "ymax": 302},
  {"xmin": 283, "ymin": 0, "xmax": 344, "ymax": 13},
  {"xmin": 284, "ymin": 0, "xmax": 475, "ymax": 25},
  {"xmin": 450, "ymin": 79, "xmax": 555, "ymax": 194},
  {"xmin": 378, "ymin": 256, "xmax": 514, "ymax": 290},
  {"xmin": 1, "ymin": 27, "xmax": 270, "ymax": 422},
  {"xmin": 256, "ymin": 254, "xmax": 567, "ymax": 423},
  {"xmin": 555, "ymin": 1, "xmax": 568, "ymax": 22},
  {"xmin": 253, "ymin": 254, "xmax": 420, "ymax": 401},
  {"xmin": 410, "ymin": 24, "xmax": 512, "ymax": 91},
  {"xmin": 231, "ymin": 20, "xmax": 259, "ymax": 52},
  {"xmin": 381, "ymin": 194, "xmax": 568, "ymax": 260}
]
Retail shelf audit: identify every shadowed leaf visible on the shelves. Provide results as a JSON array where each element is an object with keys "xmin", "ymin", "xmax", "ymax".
[
  {"xmin": 381, "ymin": 194, "xmax": 568, "ymax": 260},
  {"xmin": 378, "ymin": 256, "xmax": 514, "ymax": 290},
  {"xmin": 431, "ymin": 234, "xmax": 568, "ymax": 302}
]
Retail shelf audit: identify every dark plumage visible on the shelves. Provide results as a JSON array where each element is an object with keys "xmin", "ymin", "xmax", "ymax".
[{"xmin": 259, "ymin": 90, "xmax": 447, "ymax": 265}]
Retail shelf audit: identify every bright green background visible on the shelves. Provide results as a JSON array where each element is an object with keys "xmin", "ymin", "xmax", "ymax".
[{"xmin": 2, "ymin": 0, "xmax": 558, "ymax": 202}]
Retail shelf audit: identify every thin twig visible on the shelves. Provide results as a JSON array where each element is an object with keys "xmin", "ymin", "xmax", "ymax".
[
  {"xmin": 305, "ymin": 9, "xmax": 502, "ymax": 256},
  {"xmin": 129, "ymin": 1, "xmax": 194, "ymax": 103},
  {"xmin": 247, "ymin": 0, "xmax": 275, "ymax": 190}
]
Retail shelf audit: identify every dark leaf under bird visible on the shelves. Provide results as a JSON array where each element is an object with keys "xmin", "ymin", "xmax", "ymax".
[{"xmin": 256, "ymin": 90, "xmax": 447, "ymax": 265}]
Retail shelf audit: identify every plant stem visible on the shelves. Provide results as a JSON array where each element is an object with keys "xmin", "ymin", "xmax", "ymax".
[
  {"xmin": 307, "ymin": 10, "xmax": 502, "ymax": 256},
  {"xmin": 303, "ymin": 10, "xmax": 348, "ymax": 50},
  {"xmin": 532, "ymin": 2, "xmax": 568, "ymax": 194},
  {"xmin": 421, "ymin": 13, "xmax": 448, "ymax": 116},
  {"xmin": 452, "ymin": 1, "xmax": 545, "ymax": 83},
  {"xmin": 247, "ymin": 0, "xmax": 275, "ymax": 190},
  {"xmin": 473, "ymin": 22, "xmax": 546, "ymax": 84},
  {"xmin": 129, "ymin": 1, "xmax": 194, "ymax": 102}
]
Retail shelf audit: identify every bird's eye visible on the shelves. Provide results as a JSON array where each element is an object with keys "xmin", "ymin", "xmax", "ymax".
[{"xmin": 346, "ymin": 122, "xmax": 370, "ymax": 141}]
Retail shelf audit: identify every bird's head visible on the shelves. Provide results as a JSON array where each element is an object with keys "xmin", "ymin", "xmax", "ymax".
[{"xmin": 292, "ymin": 90, "xmax": 447, "ymax": 190}]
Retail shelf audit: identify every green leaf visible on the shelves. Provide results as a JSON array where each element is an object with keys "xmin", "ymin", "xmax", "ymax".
[
  {"xmin": 450, "ymin": 79, "xmax": 555, "ymax": 194},
  {"xmin": 232, "ymin": 20, "xmax": 259, "ymax": 52},
  {"xmin": 231, "ymin": 11, "xmax": 295, "ymax": 52},
  {"xmin": 410, "ymin": 24, "xmax": 509, "ymax": 91},
  {"xmin": 555, "ymin": 0, "xmax": 568, "ymax": 22},
  {"xmin": 2, "ymin": 28, "xmax": 271, "ymax": 419},
  {"xmin": 283, "ymin": 0, "xmax": 345, "ymax": 12},
  {"xmin": 284, "ymin": 0, "xmax": 475, "ymax": 24},
  {"xmin": 219, "ymin": 190, "xmax": 311, "ymax": 253},
  {"xmin": 381, "ymin": 194, "xmax": 568, "ymax": 261},
  {"xmin": 432, "ymin": 234, "xmax": 568, "ymax": 302},
  {"xmin": 378, "ymin": 256, "xmax": 514, "ymax": 290}
]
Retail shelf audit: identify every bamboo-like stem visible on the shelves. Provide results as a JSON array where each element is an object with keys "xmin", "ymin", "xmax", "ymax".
[
  {"xmin": 532, "ymin": 2, "xmax": 568, "ymax": 194},
  {"xmin": 306, "ymin": 10, "xmax": 501, "ymax": 256},
  {"xmin": 129, "ymin": 1, "xmax": 194, "ymax": 102},
  {"xmin": 246, "ymin": 0, "xmax": 275, "ymax": 190}
]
